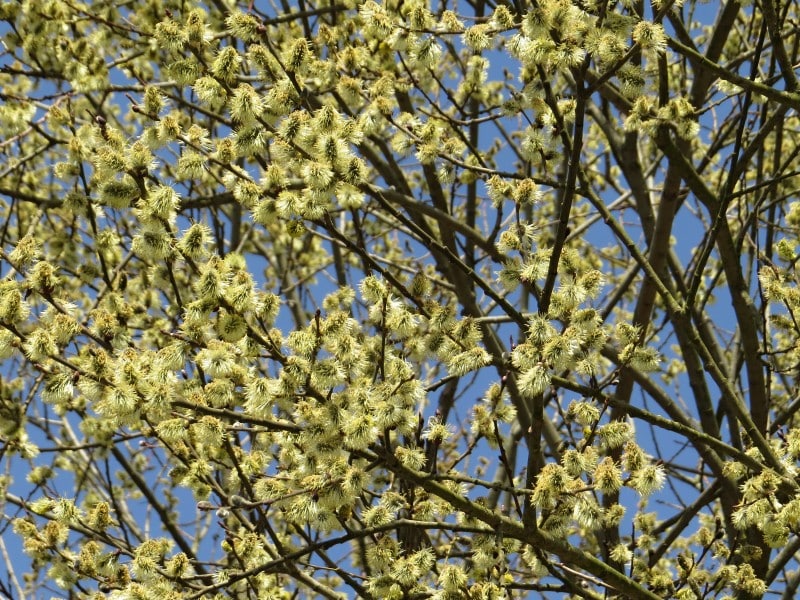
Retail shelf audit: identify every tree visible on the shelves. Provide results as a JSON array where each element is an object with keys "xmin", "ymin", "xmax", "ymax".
[{"xmin": 0, "ymin": 0, "xmax": 799, "ymax": 597}]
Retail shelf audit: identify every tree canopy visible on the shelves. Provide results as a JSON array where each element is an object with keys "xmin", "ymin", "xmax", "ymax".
[{"xmin": 1, "ymin": 0, "xmax": 799, "ymax": 598}]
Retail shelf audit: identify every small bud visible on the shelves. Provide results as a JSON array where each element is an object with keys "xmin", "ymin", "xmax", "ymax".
[{"xmin": 229, "ymin": 495, "xmax": 247, "ymax": 507}]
